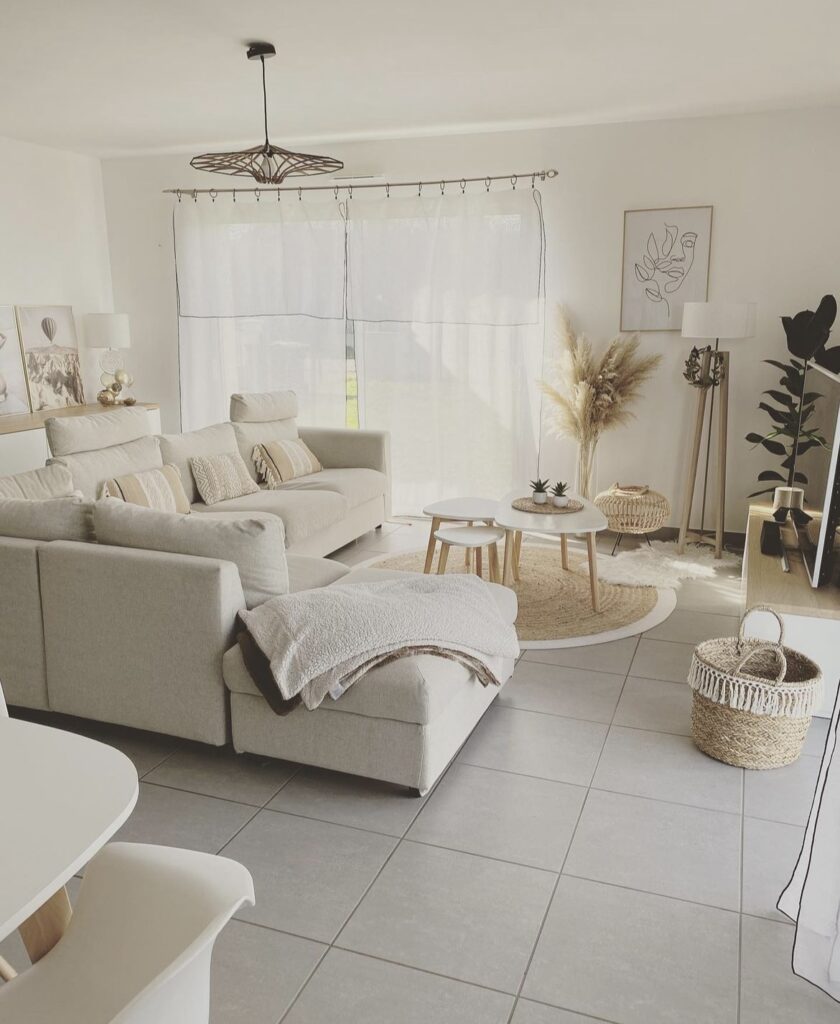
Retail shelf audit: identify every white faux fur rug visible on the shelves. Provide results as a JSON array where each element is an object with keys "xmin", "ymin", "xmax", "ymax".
[{"xmin": 597, "ymin": 539, "xmax": 741, "ymax": 589}]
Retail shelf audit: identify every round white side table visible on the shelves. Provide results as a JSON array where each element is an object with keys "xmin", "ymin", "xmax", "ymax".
[
  {"xmin": 434, "ymin": 524, "xmax": 506, "ymax": 582},
  {"xmin": 421, "ymin": 497, "xmax": 499, "ymax": 575}
]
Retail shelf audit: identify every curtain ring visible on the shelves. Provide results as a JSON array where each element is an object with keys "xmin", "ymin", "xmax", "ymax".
[
  {"xmin": 485, "ymin": 177, "xmax": 491, "ymax": 192},
  {"xmin": 192, "ymin": 189, "xmax": 198, "ymax": 202},
  {"xmin": 439, "ymin": 180, "xmax": 445, "ymax": 196},
  {"xmin": 385, "ymin": 183, "xmax": 390, "ymax": 198},
  {"xmin": 176, "ymin": 189, "xmax": 182, "ymax": 203},
  {"xmin": 297, "ymin": 187, "xmax": 302, "ymax": 201},
  {"xmin": 531, "ymin": 174, "xmax": 536, "ymax": 190},
  {"xmin": 209, "ymin": 188, "xmax": 217, "ymax": 203},
  {"xmin": 255, "ymin": 188, "xmax": 261, "ymax": 202},
  {"xmin": 334, "ymin": 186, "xmax": 339, "ymax": 200},
  {"xmin": 510, "ymin": 175, "xmax": 517, "ymax": 190},
  {"xmin": 418, "ymin": 182, "xmax": 422, "ymax": 196},
  {"xmin": 348, "ymin": 184, "xmax": 353, "ymax": 199},
  {"xmin": 460, "ymin": 179, "xmax": 466, "ymax": 194},
  {"xmin": 233, "ymin": 189, "xmax": 236, "ymax": 203}
]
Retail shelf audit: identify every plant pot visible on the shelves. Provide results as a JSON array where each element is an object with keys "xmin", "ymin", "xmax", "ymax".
[
  {"xmin": 532, "ymin": 492, "xmax": 548, "ymax": 504},
  {"xmin": 552, "ymin": 495, "xmax": 569, "ymax": 507}
]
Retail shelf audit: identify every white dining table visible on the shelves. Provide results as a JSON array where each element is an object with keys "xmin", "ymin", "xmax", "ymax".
[{"xmin": 0, "ymin": 717, "xmax": 138, "ymax": 972}]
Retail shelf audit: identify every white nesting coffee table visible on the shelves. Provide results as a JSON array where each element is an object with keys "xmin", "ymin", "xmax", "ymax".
[
  {"xmin": 495, "ymin": 490, "xmax": 608, "ymax": 611},
  {"xmin": 422, "ymin": 497, "xmax": 500, "ymax": 576}
]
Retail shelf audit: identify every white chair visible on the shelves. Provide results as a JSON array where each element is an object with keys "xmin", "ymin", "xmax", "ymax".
[{"xmin": 0, "ymin": 843, "xmax": 254, "ymax": 1023}]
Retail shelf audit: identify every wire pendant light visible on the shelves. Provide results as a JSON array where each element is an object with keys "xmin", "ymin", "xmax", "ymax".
[{"xmin": 190, "ymin": 42, "xmax": 343, "ymax": 185}]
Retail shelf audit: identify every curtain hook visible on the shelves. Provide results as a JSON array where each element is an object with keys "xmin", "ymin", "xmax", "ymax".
[
  {"xmin": 460, "ymin": 178, "xmax": 466, "ymax": 194},
  {"xmin": 297, "ymin": 187, "xmax": 302, "ymax": 201},
  {"xmin": 192, "ymin": 189, "xmax": 198, "ymax": 202},
  {"xmin": 531, "ymin": 173, "xmax": 536, "ymax": 190},
  {"xmin": 209, "ymin": 188, "xmax": 217, "ymax": 203},
  {"xmin": 418, "ymin": 182, "xmax": 422, "ymax": 197},
  {"xmin": 510, "ymin": 175, "xmax": 517, "ymax": 190},
  {"xmin": 348, "ymin": 184, "xmax": 353, "ymax": 200},
  {"xmin": 439, "ymin": 180, "xmax": 445, "ymax": 196},
  {"xmin": 485, "ymin": 177, "xmax": 491, "ymax": 193},
  {"xmin": 233, "ymin": 189, "xmax": 236, "ymax": 203},
  {"xmin": 255, "ymin": 188, "xmax": 261, "ymax": 202},
  {"xmin": 385, "ymin": 183, "xmax": 390, "ymax": 199},
  {"xmin": 176, "ymin": 189, "xmax": 182, "ymax": 203},
  {"xmin": 334, "ymin": 186, "xmax": 339, "ymax": 201}
]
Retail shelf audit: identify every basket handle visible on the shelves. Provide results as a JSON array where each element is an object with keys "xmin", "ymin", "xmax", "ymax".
[
  {"xmin": 738, "ymin": 604, "xmax": 785, "ymax": 648},
  {"xmin": 734, "ymin": 644, "xmax": 788, "ymax": 683}
]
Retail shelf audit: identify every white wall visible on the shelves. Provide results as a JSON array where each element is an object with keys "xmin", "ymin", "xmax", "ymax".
[
  {"xmin": 101, "ymin": 107, "xmax": 840, "ymax": 529},
  {"xmin": 0, "ymin": 136, "xmax": 114, "ymax": 399}
]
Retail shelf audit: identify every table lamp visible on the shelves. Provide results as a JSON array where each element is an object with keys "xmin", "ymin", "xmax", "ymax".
[
  {"xmin": 84, "ymin": 314, "xmax": 135, "ymax": 406},
  {"xmin": 678, "ymin": 301, "xmax": 756, "ymax": 556}
]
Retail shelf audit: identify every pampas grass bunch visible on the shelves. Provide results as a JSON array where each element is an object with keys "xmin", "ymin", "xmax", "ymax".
[{"xmin": 540, "ymin": 307, "xmax": 662, "ymax": 496}]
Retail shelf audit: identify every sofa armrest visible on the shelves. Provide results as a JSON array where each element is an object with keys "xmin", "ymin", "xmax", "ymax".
[
  {"xmin": 298, "ymin": 426, "xmax": 390, "ymax": 476},
  {"xmin": 39, "ymin": 541, "xmax": 245, "ymax": 743}
]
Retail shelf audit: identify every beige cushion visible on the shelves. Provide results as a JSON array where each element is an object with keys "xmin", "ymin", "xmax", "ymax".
[
  {"xmin": 277, "ymin": 468, "xmax": 388, "ymax": 509},
  {"xmin": 93, "ymin": 497, "xmax": 288, "ymax": 609},
  {"xmin": 255, "ymin": 439, "xmax": 322, "ymax": 485},
  {"xmin": 0, "ymin": 463, "xmax": 75, "ymax": 500},
  {"xmin": 192, "ymin": 487, "xmax": 348, "ymax": 547},
  {"xmin": 0, "ymin": 496, "xmax": 94, "ymax": 542},
  {"xmin": 190, "ymin": 452, "xmax": 260, "ymax": 505},
  {"xmin": 45, "ymin": 407, "xmax": 152, "ymax": 456},
  {"xmin": 230, "ymin": 390, "xmax": 298, "ymax": 423},
  {"xmin": 232, "ymin": 421, "xmax": 299, "ymax": 481},
  {"xmin": 286, "ymin": 554, "xmax": 350, "ymax": 592},
  {"xmin": 102, "ymin": 464, "xmax": 191, "ymax": 514},
  {"xmin": 51, "ymin": 435, "xmax": 163, "ymax": 500},
  {"xmin": 159, "ymin": 422, "xmax": 238, "ymax": 503}
]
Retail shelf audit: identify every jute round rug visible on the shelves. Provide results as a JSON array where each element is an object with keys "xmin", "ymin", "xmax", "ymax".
[{"xmin": 365, "ymin": 544, "xmax": 660, "ymax": 643}]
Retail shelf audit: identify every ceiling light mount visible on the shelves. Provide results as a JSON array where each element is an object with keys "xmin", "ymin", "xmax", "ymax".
[{"xmin": 190, "ymin": 41, "xmax": 343, "ymax": 185}]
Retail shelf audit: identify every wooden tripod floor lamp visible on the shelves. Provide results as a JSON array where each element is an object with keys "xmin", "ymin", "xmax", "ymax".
[{"xmin": 677, "ymin": 301, "xmax": 756, "ymax": 558}]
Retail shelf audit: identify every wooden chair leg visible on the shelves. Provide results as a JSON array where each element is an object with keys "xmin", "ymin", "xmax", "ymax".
[
  {"xmin": 0, "ymin": 955, "xmax": 17, "ymax": 982},
  {"xmin": 19, "ymin": 886, "xmax": 72, "ymax": 964},
  {"xmin": 475, "ymin": 546, "xmax": 483, "ymax": 578},
  {"xmin": 437, "ymin": 542, "xmax": 450, "ymax": 574},
  {"xmin": 560, "ymin": 534, "xmax": 569, "ymax": 570},
  {"xmin": 512, "ymin": 530, "xmax": 522, "ymax": 582},
  {"xmin": 502, "ymin": 530, "xmax": 515, "ymax": 586},
  {"xmin": 424, "ymin": 516, "xmax": 441, "ymax": 573},
  {"xmin": 489, "ymin": 543, "xmax": 500, "ymax": 582}
]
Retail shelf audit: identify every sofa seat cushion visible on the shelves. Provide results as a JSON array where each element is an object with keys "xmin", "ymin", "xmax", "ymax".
[
  {"xmin": 191, "ymin": 488, "xmax": 348, "ymax": 547},
  {"xmin": 286, "ymin": 554, "xmax": 350, "ymax": 592},
  {"xmin": 50, "ymin": 435, "xmax": 163, "ymax": 500},
  {"xmin": 224, "ymin": 569, "xmax": 517, "ymax": 725},
  {"xmin": 276, "ymin": 468, "xmax": 388, "ymax": 510}
]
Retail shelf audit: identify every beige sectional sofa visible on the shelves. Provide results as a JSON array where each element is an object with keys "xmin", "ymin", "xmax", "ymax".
[{"xmin": 0, "ymin": 413, "xmax": 516, "ymax": 794}]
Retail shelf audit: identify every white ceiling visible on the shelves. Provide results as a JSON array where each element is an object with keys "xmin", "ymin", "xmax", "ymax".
[{"xmin": 2, "ymin": 0, "xmax": 839, "ymax": 157}]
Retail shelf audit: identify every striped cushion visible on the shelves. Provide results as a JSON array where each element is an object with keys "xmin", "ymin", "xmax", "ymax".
[
  {"xmin": 101, "ymin": 464, "xmax": 191, "ymax": 514},
  {"xmin": 253, "ymin": 439, "xmax": 322, "ymax": 487},
  {"xmin": 190, "ymin": 452, "xmax": 260, "ymax": 506}
]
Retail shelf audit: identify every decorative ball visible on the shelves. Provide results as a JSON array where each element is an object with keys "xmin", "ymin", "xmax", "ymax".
[
  {"xmin": 100, "ymin": 371, "xmax": 116, "ymax": 387},
  {"xmin": 115, "ymin": 368, "xmax": 132, "ymax": 386},
  {"xmin": 97, "ymin": 388, "xmax": 116, "ymax": 406},
  {"xmin": 110, "ymin": 381, "xmax": 123, "ymax": 395},
  {"xmin": 123, "ymin": 396, "xmax": 137, "ymax": 406}
]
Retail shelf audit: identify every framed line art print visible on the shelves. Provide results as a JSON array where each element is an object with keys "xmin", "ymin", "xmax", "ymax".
[
  {"xmin": 0, "ymin": 305, "xmax": 31, "ymax": 417},
  {"xmin": 620, "ymin": 205, "xmax": 713, "ymax": 332}
]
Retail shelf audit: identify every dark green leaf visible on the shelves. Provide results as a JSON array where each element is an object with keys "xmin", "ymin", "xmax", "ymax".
[
  {"xmin": 757, "ymin": 470, "xmax": 785, "ymax": 481},
  {"xmin": 760, "ymin": 438, "xmax": 787, "ymax": 456},
  {"xmin": 763, "ymin": 390, "xmax": 796, "ymax": 407},
  {"xmin": 758, "ymin": 402, "xmax": 790, "ymax": 425},
  {"xmin": 748, "ymin": 487, "xmax": 777, "ymax": 498}
]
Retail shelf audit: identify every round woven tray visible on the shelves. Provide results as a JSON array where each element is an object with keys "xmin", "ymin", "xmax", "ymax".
[{"xmin": 512, "ymin": 497, "xmax": 583, "ymax": 515}]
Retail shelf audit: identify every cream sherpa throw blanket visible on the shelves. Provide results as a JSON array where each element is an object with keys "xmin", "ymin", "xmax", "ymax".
[{"xmin": 239, "ymin": 575, "xmax": 520, "ymax": 711}]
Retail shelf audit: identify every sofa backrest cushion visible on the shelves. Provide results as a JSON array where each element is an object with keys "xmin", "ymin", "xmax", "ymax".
[
  {"xmin": 0, "ymin": 463, "xmax": 75, "ymax": 500},
  {"xmin": 159, "ymin": 422, "xmax": 238, "ymax": 504},
  {"xmin": 51, "ymin": 435, "xmax": 163, "ymax": 500},
  {"xmin": 93, "ymin": 497, "xmax": 289, "ymax": 608},
  {"xmin": 0, "ymin": 495, "xmax": 95, "ymax": 542},
  {"xmin": 45, "ymin": 406, "xmax": 152, "ymax": 457},
  {"xmin": 230, "ymin": 390, "xmax": 298, "ymax": 423},
  {"xmin": 0, "ymin": 536, "xmax": 49, "ymax": 710},
  {"xmin": 102, "ymin": 464, "xmax": 192, "ymax": 514}
]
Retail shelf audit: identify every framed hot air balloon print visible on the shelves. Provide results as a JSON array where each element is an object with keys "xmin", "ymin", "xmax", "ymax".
[
  {"xmin": 0, "ymin": 306, "xmax": 31, "ymax": 418},
  {"xmin": 620, "ymin": 206, "xmax": 713, "ymax": 331},
  {"xmin": 16, "ymin": 305, "xmax": 86, "ymax": 410}
]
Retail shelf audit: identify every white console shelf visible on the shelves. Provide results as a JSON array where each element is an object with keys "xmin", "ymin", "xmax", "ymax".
[
  {"xmin": 0, "ymin": 402, "xmax": 161, "ymax": 475},
  {"xmin": 743, "ymin": 504, "xmax": 840, "ymax": 718}
]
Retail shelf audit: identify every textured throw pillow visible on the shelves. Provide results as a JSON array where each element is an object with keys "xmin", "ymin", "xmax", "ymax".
[
  {"xmin": 190, "ymin": 452, "xmax": 260, "ymax": 506},
  {"xmin": 101, "ymin": 464, "xmax": 191, "ymax": 514},
  {"xmin": 0, "ymin": 495, "xmax": 95, "ymax": 542},
  {"xmin": 93, "ymin": 498, "xmax": 288, "ymax": 608},
  {"xmin": 254, "ymin": 439, "xmax": 322, "ymax": 487}
]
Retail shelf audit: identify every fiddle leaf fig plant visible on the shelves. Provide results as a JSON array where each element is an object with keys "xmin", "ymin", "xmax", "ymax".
[{"xmin": 745, "ymin": 357, "xmax": 827, "ymax": 498}]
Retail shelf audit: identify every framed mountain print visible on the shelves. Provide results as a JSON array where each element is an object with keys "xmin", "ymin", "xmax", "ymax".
[{"xmin": 16, "ymin": 305, "xmax": 86, "ymax": 410}]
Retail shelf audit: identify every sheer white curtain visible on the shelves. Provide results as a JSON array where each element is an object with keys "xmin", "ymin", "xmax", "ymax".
[
  {"xmin": 778, "ymin": 693, "xmax": 840, "ymax": 1003},
  {"xmin": 174, "ymin": 187, "xmax": 545, "ymax": 511}
]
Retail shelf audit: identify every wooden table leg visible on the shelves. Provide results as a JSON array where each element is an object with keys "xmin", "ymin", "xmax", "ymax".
[
  {"xmin": 437, "ymin": 542, "xmax": 450, "ymax": 574},
  {"xmin": 489, "ymin": 543, "xmax": 500, "ymax": 583},
  {"xmin": 424, "ymin": 516, "xmax": 441, "ymax": 573},
  {"xmin": 464, "ymin": 522, "xmax": 473, "ymax": 567},
  {"xmin": 585, "ymin": 532, "xmax": 600, "ymax": 612},
  {"xmin": 512, "ymin": 531, "xmax": 522, "ymax": 582},
  {"xmin": 19, "ymin": 886, "xmax": 72, "ymax": 964},
  {"xmin": 0, "ymin": 955, "xmax": 17, "ymax": 981},
  {"xmin": 475, "ymin": 546, "xmax": 483, "ymax": 578},
  {"xmin": 502, "ymin": 529, "xmax": 515, "ymax": 586},
  {"xmin": 560, "ymin": 535, "xmax": 569, "ymax": 570}
]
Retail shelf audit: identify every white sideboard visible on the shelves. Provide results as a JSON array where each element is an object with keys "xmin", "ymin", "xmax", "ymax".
[{"xmin": 0, "ymin": 403, "xmax": 161, "ymax": 475}]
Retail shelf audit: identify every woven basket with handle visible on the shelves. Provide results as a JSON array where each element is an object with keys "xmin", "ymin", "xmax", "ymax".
[{"xmin": 687, "ymin": 605, "xmax": 822, "ymax": 769}]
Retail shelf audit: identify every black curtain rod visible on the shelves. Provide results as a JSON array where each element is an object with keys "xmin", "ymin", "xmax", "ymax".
[{"xmin": 164, "ymin": 169, "xmax": 558, "ymax": 199}]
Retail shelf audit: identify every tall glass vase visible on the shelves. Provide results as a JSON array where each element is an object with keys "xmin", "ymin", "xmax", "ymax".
[{"xmin": 575, "ymin": 437, "xmax": 599, "ymax": 501}]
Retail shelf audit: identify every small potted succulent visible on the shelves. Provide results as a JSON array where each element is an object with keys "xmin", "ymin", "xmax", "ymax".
[
  {"xmin": 551, "ymin": 481, "xmax": 570, "ymax": 507},
  {"xmin": 530, "ymin": 478, "xmax": 549, "ymax": 504}
]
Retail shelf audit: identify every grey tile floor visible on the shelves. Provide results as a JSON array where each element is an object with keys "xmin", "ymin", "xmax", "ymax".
[{"xmin": 3, "ymin": 522, "xmax": 836, "ymax": 1023}]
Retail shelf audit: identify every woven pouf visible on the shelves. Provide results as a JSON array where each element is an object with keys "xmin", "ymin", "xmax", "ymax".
[{"xmin": 594, "ymin": 484, "xmax": 670, "ymax": 535}]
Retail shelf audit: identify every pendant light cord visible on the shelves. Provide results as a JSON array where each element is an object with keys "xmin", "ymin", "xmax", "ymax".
[{"xmin": 261, "ymin": 56, "xmax": 269, "ymax": 148}]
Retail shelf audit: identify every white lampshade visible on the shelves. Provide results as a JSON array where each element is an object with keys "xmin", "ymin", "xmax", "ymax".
[
  {"xmin": 681, "ymin": 302, "xmax": 756, "ymax": 340},
  {"xmin": 85, "ymin": 313, "xmax": 131, "ymax": 350}
]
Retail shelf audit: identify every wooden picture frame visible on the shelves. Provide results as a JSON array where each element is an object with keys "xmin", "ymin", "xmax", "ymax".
[
  {"xmin": 0, "ymin": 305, "xmax": 32, "ymax": 418},
  {"xmin": 16, "ymin": 305, "xmax": 86, "ymax": 411}
]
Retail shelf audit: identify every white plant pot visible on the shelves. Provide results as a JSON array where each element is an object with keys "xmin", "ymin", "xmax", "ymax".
[
  {"xmin": 532, "ymin": 492, "xmax": 548, "ymax": 504},
  {"xmin": 552, "ymin": 495, "xmax": 569, "ymax": 507}
]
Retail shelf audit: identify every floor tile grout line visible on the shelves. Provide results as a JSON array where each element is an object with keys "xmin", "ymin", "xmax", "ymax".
[
  {"xmin": 504, "ymin": 634, "xmax": 640, "ymax": 1024},
  {"xmin": 558, "ymin": 871, "xmax": 741, "ymax": 916},
  {"xmin": 138, "ymin": 776, "xmax": 286, "ymax": 812},
  {"xmin": 272, "ymin": 942, "xmax": 331, "ymax": 1024}
]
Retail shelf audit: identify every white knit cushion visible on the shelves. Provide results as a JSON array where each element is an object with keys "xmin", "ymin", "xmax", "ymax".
[
  {"xmin": 253, "ymin": 439, "xmax": 322, "ymax": 486},
  {"xmin": 190, "ymin": 452, "xmax": 260, "ymax": 506}
]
